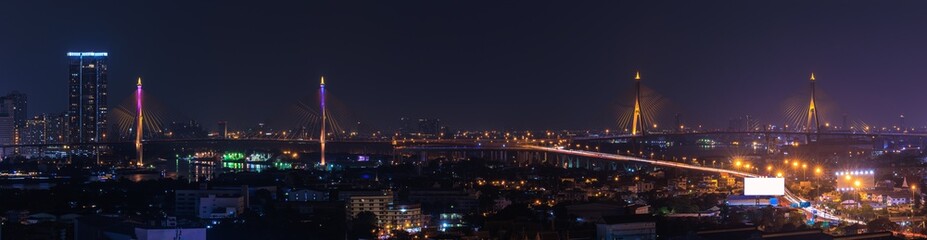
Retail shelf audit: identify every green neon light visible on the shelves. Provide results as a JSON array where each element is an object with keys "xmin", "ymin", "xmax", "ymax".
[
  {"xmin": 223, "ymin": 152, "xmax": 245, "ymax": 161},
  {"xmin": 274, "ymin": 162, "xmax": 292, "ymax": 170}
]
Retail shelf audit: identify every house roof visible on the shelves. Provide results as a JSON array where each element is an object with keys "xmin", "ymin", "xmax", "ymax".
[{"xmin": 601, "ymin": 214, "xmax": 656, "ymax": 224}]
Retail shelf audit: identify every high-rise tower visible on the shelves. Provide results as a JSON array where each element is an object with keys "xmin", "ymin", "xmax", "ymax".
[
  {"xmin": 319, "ymin": 76, "xmax": 327, "ymax": 167},
  {"xmin": 631, "ymin": 71, "xmax": 645, "ymax": 135},
  {"xmin": 0, "ymin": 98, "xmax": 15, "ymax": 151},
  {"xmin": 67, "ymin": 52, "xmax": 109, "ymax": 144},
  {"xmin": 1, "ymin": 91, "xmax": 27, "ymax": 145},
  {"xmin": 807, "ymin": 73, "xmax": 821, "ymax": 133}
]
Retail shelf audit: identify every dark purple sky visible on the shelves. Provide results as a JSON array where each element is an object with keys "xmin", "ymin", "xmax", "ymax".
[{"xmin": 1, "ymin": 1, "xmax": 926, "ymax": 131}]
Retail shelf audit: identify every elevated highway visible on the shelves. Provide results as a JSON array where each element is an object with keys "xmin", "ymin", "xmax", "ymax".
[
  {"xmin": 519, "ymin": 145, "xmax": 865, "ymax": 225},
  {"xmin": 396, "ymin": 143, "xmax": 864, "ymax": 225}
]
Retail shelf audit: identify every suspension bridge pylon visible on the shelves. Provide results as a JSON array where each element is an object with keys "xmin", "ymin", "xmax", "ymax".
[
  {"xmin": 807, "ymin": 73, "xmax": 821, "ymax": 133},
  {"xmin": 319, "ymin": 76, "xmax": 327, "ymax": 167},
  {"xmin": 631, "ymin": 71, "xmax": 646, "ymax": 136},
  {"xmin": 135, "ymin": 77, "xmax": 144, "ymax": 167}
]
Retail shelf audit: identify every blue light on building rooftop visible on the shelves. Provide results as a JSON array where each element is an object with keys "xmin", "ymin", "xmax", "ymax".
[{"xmin": 67, "ymin": 52, "xmax": 108, "ymax": 57}]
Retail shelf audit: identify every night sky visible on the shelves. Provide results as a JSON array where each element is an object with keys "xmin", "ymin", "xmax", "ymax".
[{"xmin": 2, "ymin": 1, "xmax": 927, "ymax": 131}]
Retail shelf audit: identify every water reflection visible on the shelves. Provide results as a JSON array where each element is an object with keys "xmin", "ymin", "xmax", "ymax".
[{"xmin": 156, "ymin": 153, "xmax": 295, "ymax": 182}]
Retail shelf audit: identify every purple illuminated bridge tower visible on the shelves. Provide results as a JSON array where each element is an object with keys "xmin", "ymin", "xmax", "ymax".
[
  {"xmin": 135, "ymin": 77, "xmax": 144, "ymax": 167},
  {"xmin": 319, "ymin": 76, "xmax": 326, "ymax": 167}
]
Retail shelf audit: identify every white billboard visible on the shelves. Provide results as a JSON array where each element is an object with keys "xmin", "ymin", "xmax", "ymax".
[{"xmin": 744, "ymin": 178, "xmax": 785, "ymax": 196}]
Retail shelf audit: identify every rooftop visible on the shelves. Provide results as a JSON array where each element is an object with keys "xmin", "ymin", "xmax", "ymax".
[{"xmin": 66, "ymin": 52, "xmax": 108, "ymax": 57}]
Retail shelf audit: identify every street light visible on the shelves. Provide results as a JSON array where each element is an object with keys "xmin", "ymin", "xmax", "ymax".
[
  {"xmin": 912, "ymin": 185, "xmax": 918, "ymax": 218},
  {"xmin": 801, "ymin": 164, "xmax": 808, "ymax": 178}
]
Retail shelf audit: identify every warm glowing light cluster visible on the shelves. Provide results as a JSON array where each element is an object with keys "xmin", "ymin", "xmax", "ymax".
[{"xmin": 836, "ymin": 169, "xmax": 875, "ymax": 191}]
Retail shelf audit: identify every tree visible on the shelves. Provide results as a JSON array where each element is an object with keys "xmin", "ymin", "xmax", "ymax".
[
  {"xmin": 840, "ymin": 192, "xmax": 855, "ymax": 202},
  {"xmin": 665, "ymin": 198, "xmax": 698, "ymax": 213},
  {"xmin": 866, "ymin": 217, "xmax": 898, "ymax": 233},
  {"xmin": 719, "ymin": 204, "xmax": 731, "ymax": 224},
  {"xmin": 858, "ymin": 204, "xmax": 876, "ymax": 221},
  {"xmin": 389, "ymin": 230, "xmax": 411, "ymax": 239},
  {"xmin": 350, "ymin": 211, "xmax": 379, "ymax": 239},
  {"xmin": 786, "ymin": 210, "xmax": 806, "ymax": 227}
]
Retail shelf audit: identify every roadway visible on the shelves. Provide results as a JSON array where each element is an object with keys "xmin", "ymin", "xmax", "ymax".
[
  {"xmin": 575, "ymin": 130, "xmax": 927, "ymax": 141},
  {"xmin": 520, "ymin": 145, "xmax": 866, "ymax": 225}
]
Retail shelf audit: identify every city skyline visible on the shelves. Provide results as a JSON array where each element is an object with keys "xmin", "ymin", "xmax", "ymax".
[
  {"xmin": 3, "ymin": 1, "xmax": 927, "ymax": 131},
  {"xmin": 4, "ymin": 2, "xmax": 927, "ymax": 239}
]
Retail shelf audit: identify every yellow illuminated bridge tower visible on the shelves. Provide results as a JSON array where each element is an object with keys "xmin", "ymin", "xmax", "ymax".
[
  {"xmin": 631, "ymin": 71, "xmax": 646, "ymax": 136},
  {"xmin": 807, "ymin": 73, "xmax": 821, "ymax": 134}
]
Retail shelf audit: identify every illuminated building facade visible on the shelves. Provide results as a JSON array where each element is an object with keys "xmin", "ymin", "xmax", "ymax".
[
  {"xmin": 175, "ymin": 189, "xmax": 246, "ymax": 218},
  {"xmin": 0, "ymin": 91, "xmax": 27, "ymax": 145},
  {"xmin": 19, "ymin": 113, "xmax": 68, "ymax": 156},
  {"xmin": 67, "ymin": 52, "xmax": 109, "ymax": 143},
  {"xmin": 347, "ymin": 191, "xmax": 425, "ymax": 233},
  {"xmin": 21, "ymin": 116, "xmax": 47, "ymax": 145},
  {"xmin": 416, "ymin": 118, "xmax": 441, "ymax": 137},
  {"xmin": 0, "ymin": 114, "xmax": 11, "ymax": 158}
]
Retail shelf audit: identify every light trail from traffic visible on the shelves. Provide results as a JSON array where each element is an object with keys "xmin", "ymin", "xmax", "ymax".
[{"xmin": 521, "ymin": 145, "xmax": 866, "ymax": 225}]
